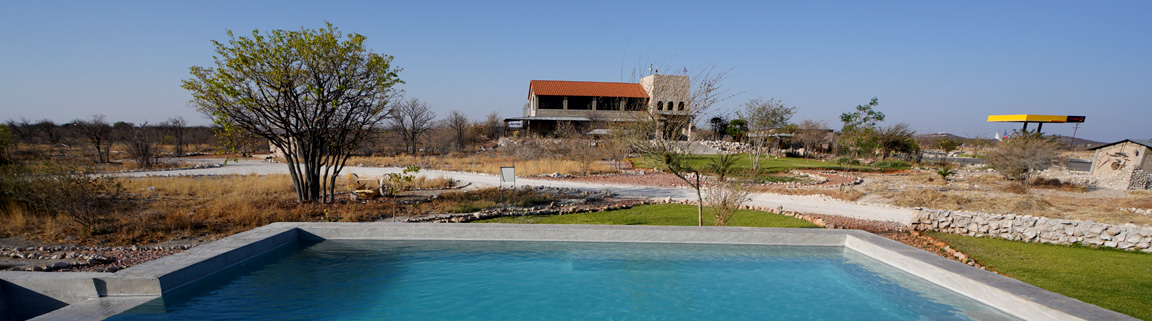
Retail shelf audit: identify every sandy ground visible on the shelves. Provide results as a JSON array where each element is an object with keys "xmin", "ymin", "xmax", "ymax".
[{"xmin": 118, "ymin": 157, "xmax": 920, "ymax": 224}]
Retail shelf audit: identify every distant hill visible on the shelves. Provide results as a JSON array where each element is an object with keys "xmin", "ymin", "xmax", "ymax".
[
  {"xmin": 1055, "ymin": 136, "xmax": 1105, "ymax": 150},
  {"xmin": 914, "ymin": 132, "xmax": 1105, "ymax": 151}
]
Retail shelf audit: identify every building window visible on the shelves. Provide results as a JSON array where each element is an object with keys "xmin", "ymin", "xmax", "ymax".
[
  {"xmin": 678, "ymin": 101, "xmax": 685, "ymax": 111},
  {"xmin": 597, "ymin": 97, "xmax": 621, "ymax": 111},
  {"xmin": 625, "ymin": 97, "xmax": 647, "ymax": 111},
  {"xmin": 657, "ymin": 101, "xmax": 663, "ymax": 110},
  {"xmin": 538, "ymin": 95, "xmax": 564, "ymax": 109},
  {"xmin": 568, "ymin": 96, "xmax": 593, "ymax": 110}
]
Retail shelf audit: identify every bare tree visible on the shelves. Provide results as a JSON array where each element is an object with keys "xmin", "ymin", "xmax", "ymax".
[
  {"xmin": 183, "ymin": 24, "xmax": 402, "ymax": 203},
  {"xmin": 796, "ymin": 119, "xmax": 830, "ymax": 158},
  {"xmin": 73, "ymin": 115, "xmax": 113, "ymax": 163},
  {"xmin": 118, "ymin": 122, "xmax": 159, "ymax": 168},
  {"xmin": 444, "ymin": 110, "xmax": 471, "ymax": 150},
  {"xmin": 388, "ymin": 98, "xmax": 436, "ymax": 154},
  {"xmin": 159, "ymin": 117, "xmax": 189, "ymax": 155},
  {"xmin": 482, "ymin": 112, "xmax": 503, "ymax": 141},
  {"xmin": 623, "ymin": 64, "xmax": 736, "ymax": 226},
  {"xmin": 738, "ymin": 98, "xmax": 795, "ymax": 170},
  {"xmin": 4, "ymin": 118, "xmax": 34, "ymax": 150},
  {"xmin": 34, "ymin": 119, "xmax": 63, "ymax": 146}
]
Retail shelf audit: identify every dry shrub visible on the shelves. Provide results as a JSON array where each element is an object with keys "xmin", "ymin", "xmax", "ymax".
[
  {"xmin": 757, "ymin": 186, "xmax": 866, "ymax": 202},
  {"xmin": 404, "ymin": 175, "xmax": 456, "ymax": 189},
  {"xmin": 998, "ymin": 182, "xmax": 1030, "ymax": 194},
  {"xmin": 966, "ymin": 173, "xmax": 1006, "ymax": 186},
  {"xmin": 1032, "ymin": 178, "xmax": 1088, "ymax": 192},
  {"xmin": 1010, "ymin": 195, "xmax": 1052, "ymax": 213},
  {"xmin": 346, "ymin": 152, "xmax": 616, "ymax": 176},
  {"xmin": 1119, "ymin": 191, "xmax": 1152, "ymax": 209},
  {"xmin": 434, "ymin": 187, "xmax": 552, "ymax": 213},
  {"xmin": 886, "ymin": 188, "xmax": 970, "ymax": 210}
]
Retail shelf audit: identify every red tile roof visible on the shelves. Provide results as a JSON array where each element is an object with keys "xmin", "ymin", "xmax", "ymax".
[{"xmin": 529, "ymin": 80, "xmax": 649, "ymax": 98}]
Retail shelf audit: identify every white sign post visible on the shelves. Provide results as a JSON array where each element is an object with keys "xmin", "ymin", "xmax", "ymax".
[{"xmin": 499, "ymin": 166, "xmax": 516, "ymax": 188}]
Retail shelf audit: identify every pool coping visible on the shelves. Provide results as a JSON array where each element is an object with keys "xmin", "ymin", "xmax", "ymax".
[{"xmin": 2, "ymin": 223, "xmax": 1137, "ymax": 321}]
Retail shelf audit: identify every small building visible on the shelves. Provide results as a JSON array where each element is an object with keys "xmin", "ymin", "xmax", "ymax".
[
  {"xmin": 505, "ymin": 74, "xmax": 692, "ymax": 138},
  {"xmin": 1087, "ymin": 139, "xmax": 1152, "ymax": 190}
]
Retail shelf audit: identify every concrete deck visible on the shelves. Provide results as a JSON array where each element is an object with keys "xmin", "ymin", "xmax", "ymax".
[{"xmin": 1, "ymin": 223, "xmax": 1137, "ymax": 321}]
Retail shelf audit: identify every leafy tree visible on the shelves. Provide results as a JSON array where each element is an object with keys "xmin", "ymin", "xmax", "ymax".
[
  {"xmin": 182, "ymin": 23, "xmax": 402, "ymax": 203},
  {"xmin": 839, "ymin": 97, "xmax": 885, "ymax": 159},
  {"xmin": 726, "ymin": 119, "xmax": 748, "ymax": 142},
  {"xmin": 737, "ymin": 98, "xmax": 795, "ymax": 169},
  {"xmin": 708, "ymin": 116, "xmax": 728, "ymax": 140}
]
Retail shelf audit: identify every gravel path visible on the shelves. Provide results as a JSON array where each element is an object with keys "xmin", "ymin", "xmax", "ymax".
[{"xmin": 117, "ymin": 158, "xmax": 919, "ymax": 224}]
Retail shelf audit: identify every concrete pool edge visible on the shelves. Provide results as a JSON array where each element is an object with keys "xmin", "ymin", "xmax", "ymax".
[{"xmin": 4, "ymin": 223, "xmax": 1136, "ymax": 321}]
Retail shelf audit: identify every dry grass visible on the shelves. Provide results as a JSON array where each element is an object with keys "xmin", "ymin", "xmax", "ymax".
[
  {"xmin": 404, "ymin": 175, "xmax": 457, "ymax": 189},
  {"xmin": 755, "ymin": 186, "xmax": 867, "ymax": 202},
  {"xmin": 2, "ymin": 174, "xmax": 565, "ymax": 245},
  {"xmin": 862, "ymin": 170, "xmax": 1152, "ymax": 226},
  {"xmin": 883, "ymin": 188, "xmax": 971, "ymax": 209},
  {"xmin": 346, "ymin": 154, "xmax": 616, "ymax": 176}
]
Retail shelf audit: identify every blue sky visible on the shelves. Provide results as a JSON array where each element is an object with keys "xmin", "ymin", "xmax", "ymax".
[{"xmin": 1, "ymin": 0, "xmax": 1149, "ymax": 141}]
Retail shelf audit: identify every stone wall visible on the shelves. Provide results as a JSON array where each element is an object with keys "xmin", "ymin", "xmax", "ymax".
[
  {"xmin": 911, "ymin": 209, "xmax": 1152, "ymax": 252},
  {"xmin": 1128, "ymin": 169, "xmax": 1152, "ymax": 190}
]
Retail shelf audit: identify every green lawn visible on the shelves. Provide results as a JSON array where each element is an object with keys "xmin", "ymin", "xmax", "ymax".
[
  {"xmin": 929, "ymin": 232, "xmax": 1152, "ymax": 320},
  {"xmin": 472, "ymin": 203, "xmax": 821, "ymax": 228}
]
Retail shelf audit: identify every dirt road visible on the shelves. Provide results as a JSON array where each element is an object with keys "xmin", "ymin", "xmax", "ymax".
[{"xmin": 120, "ymin": 158, "xmax": 919, "ymax": 224}]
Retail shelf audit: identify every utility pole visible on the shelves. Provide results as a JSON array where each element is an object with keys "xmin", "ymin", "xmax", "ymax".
[{"xmin": 1069, "ymin": 123, "xmax": 1080, "ymax": 149}]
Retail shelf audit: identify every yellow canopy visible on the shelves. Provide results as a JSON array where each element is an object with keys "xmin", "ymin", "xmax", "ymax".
[{"xmin": 987, "ymin": 115, "xmax": 1085, "ymax": 123}]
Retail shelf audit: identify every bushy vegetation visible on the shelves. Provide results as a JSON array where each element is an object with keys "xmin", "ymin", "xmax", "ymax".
[{"xmin": 1, "ymin": 162, "xmax": 125, "ymax": 236}]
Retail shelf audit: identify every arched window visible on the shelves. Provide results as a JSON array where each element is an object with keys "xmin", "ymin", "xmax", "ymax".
[
  {"xmin": 657, "ymin": 101, "xmax": 663, "ymax": 110},
  {"xmin": 678, "ymin": 101, "xmax": 685, "ymax": 111}
]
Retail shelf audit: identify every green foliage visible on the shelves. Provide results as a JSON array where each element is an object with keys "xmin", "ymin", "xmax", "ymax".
[
  {"xmin": 725, "ymin": 119, "xmax": 748, "ymax": 141},
  {"xmin": 935, "ymin": 164, "xmax": 957, "ymax": 180},
  {"xmin": 833, "ymin": 157, "xmax": 862, "ymax": 166},
  {"xmin": 929, "ymin": 232, "xmax": 1152, "ymax": 320},
  {"xmin": 871, "ymin": 160, "xmax": 912, "ymax": 170},
  {"xmin": 839, "ymin": 97, "xmax": 885, "ymax": 131},
  {"xmin": 935, "ymin": 137, "xmax": 964, "ymax": 154},
  {"xmin": 383, "ymin": 165, "xmax": 420, "ymax": 195},
  {"xmin": 838, "ymin": 97, "xmax": 885, "ymax": 158},
  {"xmin": 473, "ymin": 204, "xmax": 821, "ymax": 228},
  {"xmin": 703, "ymin": 153, "xmax": 741, "ymax": 181},
  {"xmin": 182, "ymin": 22, "xmax": 403, "ymax": 203}
]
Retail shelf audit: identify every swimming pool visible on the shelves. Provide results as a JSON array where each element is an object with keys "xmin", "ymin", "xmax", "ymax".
[
  {"xmin": 5, "ymin": 223, "xmax": 1132, "ymax": 321},
  {"xmin": 105, "ymin": 239, "xmax": 1020, "ymax": 320}
]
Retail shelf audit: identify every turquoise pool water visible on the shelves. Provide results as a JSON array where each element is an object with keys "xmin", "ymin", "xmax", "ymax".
[{"xmin": 108, "ymin": 240, "xmax": 1021, "ymax": 320}]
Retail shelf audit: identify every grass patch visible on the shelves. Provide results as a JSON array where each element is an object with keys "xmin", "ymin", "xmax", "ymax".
[
  {"xmin": 928, "ymin": 232, "xmax": 1152, "ymax": 320},
  {"xmin": 472, "ymin": 203, "xmax": 821, "ymax": 228}
]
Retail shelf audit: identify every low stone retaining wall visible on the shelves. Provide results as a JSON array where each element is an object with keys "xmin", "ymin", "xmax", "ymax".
[{"xmin": 911, "ymin": 209, "xmax": 1152, "ymax": 252}]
